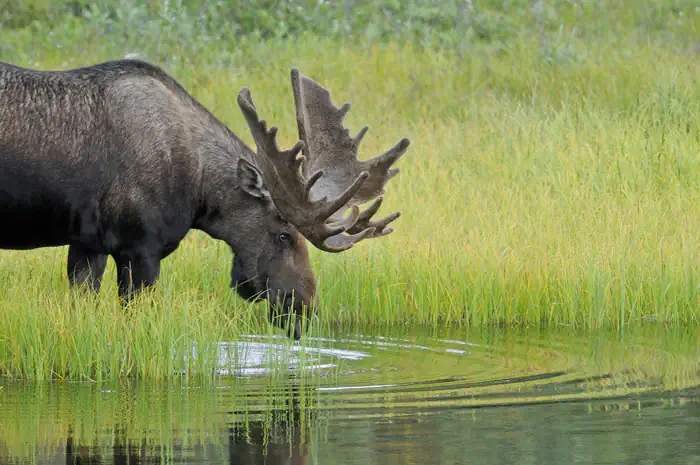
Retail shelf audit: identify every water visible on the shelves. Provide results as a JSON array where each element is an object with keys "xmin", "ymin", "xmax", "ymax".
[{"xmin": 1, "ymin": 326, "xmax": 699, "ymax": 464}]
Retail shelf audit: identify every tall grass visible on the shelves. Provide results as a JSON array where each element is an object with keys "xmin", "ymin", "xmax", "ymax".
[{"xmin": 0, "ymin": 1, "xmax": 699, "ymax": 379}]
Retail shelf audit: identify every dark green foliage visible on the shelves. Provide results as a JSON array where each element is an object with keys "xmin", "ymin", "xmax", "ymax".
[{"xmin": 1, "ymin": 0, "xmax": 697, "ymax": 52}]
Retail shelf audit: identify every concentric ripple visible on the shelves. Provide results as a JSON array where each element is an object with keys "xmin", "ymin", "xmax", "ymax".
[
  {"xmin": 215, "ymin": 337, "xmax": 369, "ymax": 375},
  {"xmin": 212, "ymin": 327, "xmax": 700, "ymax": 422}
]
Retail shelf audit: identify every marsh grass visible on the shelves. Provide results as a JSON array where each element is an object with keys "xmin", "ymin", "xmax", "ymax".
[{"xmin": 0, "ymin": 2, "xmax": 699, "ymax": 379}]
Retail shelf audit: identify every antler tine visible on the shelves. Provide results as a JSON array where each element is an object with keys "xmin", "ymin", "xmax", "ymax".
[
  {"xmin": 304, "ymin": 206, "xmax": 371, "ymax": 253},
  {"xmin": 321, "ymin": 228, "xmax": 375, "ymax": 253},
  {"xmin": 366, "ymin": 138, "xmax": 411, "ymax": 173},
  {"xmin": 325, "ymin": 204, "xmax": 361, "ymax": 232},
  {"xmin": 237, "ymin": 88, "xmax": 305, "ymax": 170},
  {"xmin": 344, "ymin": 196, "xmax": 402, "ymax": 240},
  {"xmin": 337, "ymin": 102, "xmax": 351, "ymax": 121},
  {"xmin": 312, "ymin": 205, "xmax": 375, "ymax": 252},
  {"xmin": 304, "ymin": 170, "xmax": 324, "ymax": 201},
  {"xmin": 237, "ymin": 88, "xmax": 274, "ymax": 154},
  {"xmin": 352, "ymin": 126, "xmax": 369, "ymax": 147},
  {"xmin": 316, "ymin": 171, "xmax": 369, "ymax": 221}
]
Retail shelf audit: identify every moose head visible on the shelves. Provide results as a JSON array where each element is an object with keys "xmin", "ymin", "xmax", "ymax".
[{"xmin": 229, "ymin": 69, "xmax": 410, "ymax": 339}]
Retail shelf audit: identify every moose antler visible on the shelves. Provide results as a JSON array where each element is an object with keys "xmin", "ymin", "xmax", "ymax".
[
  {"xmin": 291, "ymin": 69, "xmax": 410, "ymax": 236},
  {"xmin": 237, "ymin": 69, "xmax": 409, "ymax": 252}
]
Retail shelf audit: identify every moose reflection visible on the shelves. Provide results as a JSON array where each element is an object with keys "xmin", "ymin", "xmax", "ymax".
[{"xmin": 56, "ymin": 389, "xmax": 312, "ymax": 465}]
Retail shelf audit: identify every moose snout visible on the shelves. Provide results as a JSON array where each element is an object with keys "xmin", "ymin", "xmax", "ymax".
[
  {"xmin": 268, "ymin": 286, "xmax": 314, "ymax": 341},
  {"xmin": 231, "ymin": 254, "xmax": 316, "ymax": 340},
  {"xmin": 277, "ymin": 306, "xmax": 303, "ymax": 341}
]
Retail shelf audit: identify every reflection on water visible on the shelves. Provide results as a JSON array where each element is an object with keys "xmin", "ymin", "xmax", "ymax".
[
  {"xmin": 45, "ymin": 388, "xmax": 313, "ymax": 464},
  {"xmin": 2, "ymin": 380, "xmax": 317, "ymax": 465},
  {"xmin": 1, "ymin": 326, "xmax": 699, "ymax": 465}
]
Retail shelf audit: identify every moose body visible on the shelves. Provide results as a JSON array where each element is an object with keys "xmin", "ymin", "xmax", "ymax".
[{"xmin": 0, "ymin": 59, "xmax": 409, "ymax": 339}]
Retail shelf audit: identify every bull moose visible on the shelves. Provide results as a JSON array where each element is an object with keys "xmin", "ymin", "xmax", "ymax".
[{"xmin": 0, "ymin": 59, "xmax": 409, "ymax": 339}]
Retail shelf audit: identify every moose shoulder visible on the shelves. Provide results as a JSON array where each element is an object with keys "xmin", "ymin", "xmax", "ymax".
[{"xmin": 0, "ymin": 59, "xmax": 409, "ymax": 339}]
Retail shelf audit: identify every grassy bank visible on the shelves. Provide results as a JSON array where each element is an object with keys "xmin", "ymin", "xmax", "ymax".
[{"xmin": 0, "ymin": 1, "xmax": 699, "ymax": 379}]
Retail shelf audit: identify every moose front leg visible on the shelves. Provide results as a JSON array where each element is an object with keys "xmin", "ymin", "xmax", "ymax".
[
  {"xmin": 113, "ymin": 250, "xmax": 161, "ymax": 302},
  {"xmin": 67, "ymin": 246, "xmax": 108, "ymax": 292}
]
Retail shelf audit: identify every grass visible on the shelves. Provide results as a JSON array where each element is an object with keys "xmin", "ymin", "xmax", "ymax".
[{"xmin": 0, "ymin": 2, "xmax": 699, "ymax": 379}]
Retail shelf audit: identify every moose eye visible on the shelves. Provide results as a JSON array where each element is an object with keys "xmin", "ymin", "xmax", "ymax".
[{"xmin": 278, "ymin": 233, "xmax": 292, "ymax": 245}]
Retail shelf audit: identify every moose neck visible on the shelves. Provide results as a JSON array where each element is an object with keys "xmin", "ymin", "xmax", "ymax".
[{"xmin": 191, "ymin": 119, "xmax": 259, "ymax": 241}]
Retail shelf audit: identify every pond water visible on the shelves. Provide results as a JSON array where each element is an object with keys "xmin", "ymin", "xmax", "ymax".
[{"xmin": 1, "ymin": 326, "xmax": 699, "ymax": 465}]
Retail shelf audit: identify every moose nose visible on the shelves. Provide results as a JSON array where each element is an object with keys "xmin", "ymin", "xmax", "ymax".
[
  {"xmin": 283, "ymin": 294, "xmax": 296, "ymax": 310},
  {"xmin": 278, "ymin": 306, "xmax": 303, "ymax": 341},
  {"xmin": 282, "ymin": 294, "xmax": 306, "ymax": 340},
  {"xmin": 290, "ymin": 315, "xmax": 303, "ymax": 341}
]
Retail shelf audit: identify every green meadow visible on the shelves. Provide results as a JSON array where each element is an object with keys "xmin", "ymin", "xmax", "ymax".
[{"xmin": 0, "ymin": 0, "xmax": 698, "ymax": 380}]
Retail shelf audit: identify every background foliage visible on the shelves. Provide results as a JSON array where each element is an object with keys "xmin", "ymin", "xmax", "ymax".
[{"xmin": 1, "ymin": 0, "xmax": 698, "ymax": 55}]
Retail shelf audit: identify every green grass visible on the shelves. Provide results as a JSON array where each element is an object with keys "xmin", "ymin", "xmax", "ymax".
[{"xmin": 0, "ymin": 1, "xmax": 699, "ymax": 379}]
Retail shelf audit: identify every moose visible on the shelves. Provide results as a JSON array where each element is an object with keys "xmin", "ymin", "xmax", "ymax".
[{"xmin": 0, "ymin": 59, "xmax": 409, "ymax": 339}]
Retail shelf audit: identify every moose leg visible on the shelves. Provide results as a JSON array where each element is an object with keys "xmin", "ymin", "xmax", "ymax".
[
  {"xmin": 114, "ymin": 250, "xmax": 161, "ymax": 302},
  {"xmin": 67, "ymin": 245, "xmax": 108, "ymax": 292}
]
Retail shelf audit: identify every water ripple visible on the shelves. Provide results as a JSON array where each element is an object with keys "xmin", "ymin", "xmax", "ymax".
[{"xmin": 211, "ymin": 330, "xmax": 700, "ymax": 421}]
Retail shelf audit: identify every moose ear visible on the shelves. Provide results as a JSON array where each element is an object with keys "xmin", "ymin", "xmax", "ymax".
[{"xmin": 237, "ymin": 158, "xmax": 269, "ymax": 199}]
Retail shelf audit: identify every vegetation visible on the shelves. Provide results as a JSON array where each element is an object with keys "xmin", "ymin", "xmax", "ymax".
[{"xmin": 0, "ymin": 0, "xmax": 698, "ymax": 379}]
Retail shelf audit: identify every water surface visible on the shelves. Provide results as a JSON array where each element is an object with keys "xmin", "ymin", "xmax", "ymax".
[{"xmin": 1, "ymin": 326, "xmax": 699, "ymax": 464}]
